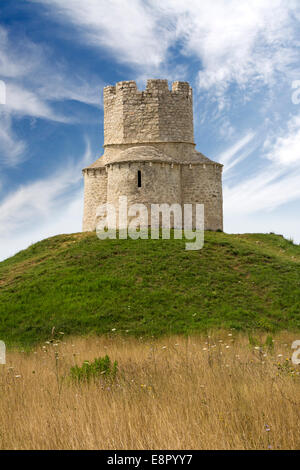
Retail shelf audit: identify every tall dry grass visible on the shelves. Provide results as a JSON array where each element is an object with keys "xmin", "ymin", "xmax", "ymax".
[{"xmin": 0, "ymin": 332, "xmax": 300, "ymax": 450}]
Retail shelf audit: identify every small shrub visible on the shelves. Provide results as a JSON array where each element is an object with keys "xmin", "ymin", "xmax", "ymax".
[
  {"xmin": 70, "ymin": 355, "xmax": 118, "ymax": 384},
  {"xmin": 248, "ymin": 333, "xmax": 260, "ymax": 347},
  {"xmin": 265, "ymin": 335, "xmax": 274, "ymax": 351}
]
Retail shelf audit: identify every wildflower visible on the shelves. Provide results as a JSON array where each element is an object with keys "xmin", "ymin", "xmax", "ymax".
[
  {"xmin": 264, "ymin": 424, "xmax": 271, "ymax": 432},
  {"xmin": 111, "ymin": 328, "xmax": 116, "ymax": 332},
  {"xmin": 278, "ymin": 354, "xmax": 283, "ymax": 357},
  {"xmin": 15, "ymin": 375, "xmax": 21, "ymax": 378},
  {"xmin": 162, "ymin": 346, "xmax": 167, "ymax": 349}
]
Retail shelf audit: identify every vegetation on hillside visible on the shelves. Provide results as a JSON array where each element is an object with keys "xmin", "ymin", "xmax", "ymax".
[{"xmin": 0, "ymin": 231, "xmax": 299, "ymax": 346}]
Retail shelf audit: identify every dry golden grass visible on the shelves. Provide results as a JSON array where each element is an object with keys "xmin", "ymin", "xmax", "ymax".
[{"xmin": 1, "ymin": 332, "xmax": 300, "ymax": 450}]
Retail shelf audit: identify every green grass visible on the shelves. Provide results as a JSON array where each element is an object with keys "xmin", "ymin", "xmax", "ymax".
[{"xmin": 0, "ymin": 231, "xmax": 300, "ymax": 346}]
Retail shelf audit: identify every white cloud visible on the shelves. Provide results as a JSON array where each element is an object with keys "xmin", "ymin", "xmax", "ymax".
[
  {"xmin": 265, "ymin": 115, "xmax": 300, "ymax": 165},
  {"xmin": 224, "ymin": 113, "xmax": 300, "ymax": 217},
  {"xmin": 161, "ymin": 0, "xmax": 298, "ymax": 95},
  {"xmin": 0, "ymin": 24, "xmax": 102, "ymax": 162},
  {"xmin": 0, "ymin": 112, "xmax": 26, "ymax": 164},
  {"xmin": 217, "ymin": 132, "xmax": 256, "ymax": 170},
  {"xmin": 0, "ymin": 142, "xmax": 92, "ymax": 261},
  {"xmin": 0, "ymin": 25, "xmax": 100, "ymax": 109},
  {"xmin": 0, "ymin": 190, "xmax": 84, "ymax": 262},
  {"xmin": 0, "ymin": 27, "xmax": 37, "ymax": 79},
  {"xmin": 32, "ymin": 0, "xmax": 300, "ymax": 95},
  {"xmin": 31, "ymin": 0, "xmax": 173, "ymax": 71},
  {"xmin": 6, "ymin": 84, "xmax": 67, "ymax": 122},
  {"xmin": 224, "ymin": 165, "xmax": 300, "ymax": 214}
]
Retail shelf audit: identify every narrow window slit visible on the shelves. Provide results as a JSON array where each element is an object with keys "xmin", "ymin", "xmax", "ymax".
[{"xmin": 138, "ymin": 170, "xmax": 142, "ymax": 187}]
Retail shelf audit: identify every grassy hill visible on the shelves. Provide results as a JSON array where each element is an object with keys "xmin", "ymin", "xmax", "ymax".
[{"xmin": 0, "ymin": 231, "xmax": 300, "ymax": 347}]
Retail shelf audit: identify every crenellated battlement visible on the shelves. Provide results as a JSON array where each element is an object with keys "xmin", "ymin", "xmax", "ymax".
[
  {"xmin": 103, "ymin": 79, "xmax": 194, "ymax": 146},
  {"xmin": 103, "ymin": 79, "xmax": 192, "ymax": 98}
]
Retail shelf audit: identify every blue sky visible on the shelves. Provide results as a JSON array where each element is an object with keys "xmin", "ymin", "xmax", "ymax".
[{"xmin": 1, "ymin": 0, "xmax": 300, "ymax": 260}]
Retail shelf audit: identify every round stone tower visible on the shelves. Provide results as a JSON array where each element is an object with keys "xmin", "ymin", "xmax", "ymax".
[{"xmin": 82, "ymin": 79, "xmax": 223, "ymax": 231}]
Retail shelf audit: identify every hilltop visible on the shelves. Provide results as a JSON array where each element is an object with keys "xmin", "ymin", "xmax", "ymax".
[{"xmin": 0, "ymin": 231, "xmax": 299, "ymax": 346}]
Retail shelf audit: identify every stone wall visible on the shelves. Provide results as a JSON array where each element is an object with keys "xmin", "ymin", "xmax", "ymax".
[
  {"xmin": 83, "ymin": 79, "xmax": 224, "ymax": 233},
  {"xmin": 82, "ymin": 169, "xmax": 107, "ymax": 231},
  {"xmin": 103, "ymin": 80, "xmax": 194, "ymax": 146},
  {"xmin": 181, "ymin": 164, "xmax": 223, "ymax": 231},
  {"xmin": 106, "ymin": 161, "xmax": 182, "ymax": 227},
  {"xmin": 83, "ymin": 161, "xmax": 223, "ymax": 231}
]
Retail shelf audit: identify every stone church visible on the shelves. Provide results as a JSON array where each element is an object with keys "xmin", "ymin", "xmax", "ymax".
[{"xmin": 82, "ymin": 79, "xmax": 223, "ymax": 231}]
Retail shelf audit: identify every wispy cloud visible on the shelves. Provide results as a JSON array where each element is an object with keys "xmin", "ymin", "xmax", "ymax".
[
  {"xmin": 0, "ymin": 24, "xmax": 101, "ymax": 163},
  {"xmin": 31, "ymin": 0, "xmax": 173, "ymax": 72},
  {"xmin": 217, "ymin": 132, "xmax": 256, "ymax": 172},
  {"xmin": 5, "ymin": 84, "xmax": 66, "ymax": 122},
  {"xmin": 0, "ymin": 141, "xmax": 92, "ymax": 260},
  {"xmin": 265, "ymin": 115, "xmax": 300, "ymax": 165},
  {"xmin": 0, "ymin": 25, "xmax": 100, "ymax": 109},
  {"xmin": 224, "ymin": 113, "xmax": 300, "ymax": 215},
  {"xmin": 0, "ymin": 112, "xmax": 26, "ymax": 164},
  {"xmin": 33, "ymin": 1, "xmax": 300, "ymax": 95},
  {"xmin": 159, "ymin": 0, "xmax": 299, "ymax": 98}
]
